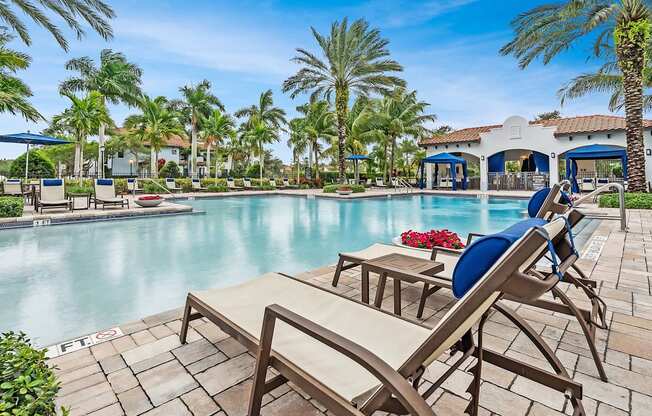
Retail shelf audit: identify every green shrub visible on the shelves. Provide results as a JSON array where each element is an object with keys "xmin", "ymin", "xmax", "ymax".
[
  {"xmin": 113, "ymin": 178, "xmax": 128, "ymax": 194},
  {"xmin": 200, "ymin": 178, "xmax": 227, "ymax": 187},
  {"xmin": 599, "ymin": 193, "xmax": 652, "ymax": 209},
  {"xmin": 175, "ymin": 178, "xmax": 192, "ymax": 192},
  {"xmin": 245, "ymin": 164, "xmax": 261, "ymax": 178},
  {"xmin": 0, "ymin": 160, "xmax": 11, "ymax": 178},
  {"xmin": 143, "ymin": 180, "xmax": 165, "ymax": 194},
  {"xmin": 0, "ymin": 332, "xmax": 68, "ymax": 415},
  {"xmin": 322, "ymin": 184, "xmax": 365, "ymax": 193},
  {"xmin": 9, "ymin": 151, "xmax": 55, "ymax": 179},
  {"xmin": 158, "ymin": 161, "xmax": 181, "ymax": 178},
  {"xmin": 0, "ymin": 196, "xmax": 24, "ymax": 218},
  {"xmin": 65, "ymin": 184, "xmax": 94, "ymax": 195},
  {"xmin": 207, "ymin": 184, "xmax": 229, "ymax": 192}
]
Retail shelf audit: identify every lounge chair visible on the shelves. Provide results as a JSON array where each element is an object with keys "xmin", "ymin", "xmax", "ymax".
[
  {"xmin": 596, "ymin": 177, "xmax": 609, "ymax": 187},
  {"xmin": 165, "ymin": 178, "xmax": 182, "ymax": 193},
  {"xmin": 191, "ymin": 178, "xmax": 207, "ymax": 191},
  {"xmin": 127, "ymin": 178, "xmax": 141, "ymax": 193},
  {"xmin": 580, "ymin": 178, "xmax": 595, "ymax": 192},
  {"xmin": 270, "ymin": 179, "xmax": 284, "ymax": 189},
  {"xmin": 180, "ymin": 221, "xmax": 584, "ymax": 416},
  {"xmin": 243, "ymin": 177, "xmax": 254, "ymax": 189},
  {"xmin": 93, "ymin": 179, "xmax": 129, "ymax": 210},
  {"xmin": 375, "ymin": 177, "xmax": 387, "ymax": 188},
  {"xmin": 2, "ymin": 179, "xmax": 28, "ymax": 199},
  {"xmin": 227, "ymin": 177, "xmax": 244, "ymax": 191},
  {"xmin": 36, "ymin": 179, "xmax": 71, "ymax": 213},
  {"xmin": 283, "ymin": 177, "xmax": 298, "ymax": 188}
]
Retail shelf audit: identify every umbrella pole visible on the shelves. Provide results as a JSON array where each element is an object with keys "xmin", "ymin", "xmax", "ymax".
[{"xmin": 24, "ymin": 143, "xmax": 30, "ymax": 180}]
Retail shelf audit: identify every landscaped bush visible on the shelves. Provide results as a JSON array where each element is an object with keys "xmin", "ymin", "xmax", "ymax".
[
  {"xmin": 0, "ymin": 332, "xmax": 68, "ymax": 415},
  {"xmin": 0, "ymin": 197, "xmax": 24, "ymax": 218},
  {"xmin": 158, "ymin": 161, "xmax": 181, "ymax": 178},
  {"xmin": 143, "ymin": 180, "xmax": 165, "ymax": 194},
  {"xmin": 599, "ymin": 193, "xmax": 652, "ymax": 209},
  {"xmin": 174, "ymin": 178, "xmax": 192, "ymax": 192},
  {"xmin": 200, "ymin": 178, "xmax": 227, "ymax": 188},
  {"xmin": 9, "ymin": 150, "xmax": 55, "ymax": 179},
  {"xmin": 322, "ymin": 184, "xmax": 365, "ymax": 193},
  {"xmin": 207, "ymin": 184, "xmax": 229, "ymax": 192},
  {"xmin": 65, "ymin": 184, "xmax": 94, "ymax": 195}
]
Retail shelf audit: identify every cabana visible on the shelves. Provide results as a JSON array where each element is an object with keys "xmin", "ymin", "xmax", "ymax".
[
  {"xmin": 0, "ymin": 133, "xmax": 69, "ymax": 179},
  {"xmin": 346, "ymin": 154, "xmax": 369, "ymax": 184},
  {"xmin": 419, "ymin": 152, "xmax": 468, "ymax": 190},
  {"xmin": 565, "ymin": 144, "xmax": 627, "ymax": 193}
]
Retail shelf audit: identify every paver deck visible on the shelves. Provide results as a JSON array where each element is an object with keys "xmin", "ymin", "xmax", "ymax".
[{"xmin": 48, "ymin": 209, "xmax": 652, "ymax": 416}]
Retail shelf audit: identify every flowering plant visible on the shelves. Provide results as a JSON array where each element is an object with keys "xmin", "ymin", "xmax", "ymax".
[
  {"xmin": 138, "ymin": 195, "xmax": 162, "ymax": 201},
  {"xmin": 400, "ymin": 229, "xmax": 465, "ymax": 250}
]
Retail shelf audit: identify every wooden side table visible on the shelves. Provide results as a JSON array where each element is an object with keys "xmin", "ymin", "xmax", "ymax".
[
  {"xmin": 68, "ymin": 192, "xmax": 91, "ymax": 211},
  {"xmin": 361, "ymin": 253, "xmax": 444, "ymax": 316}
]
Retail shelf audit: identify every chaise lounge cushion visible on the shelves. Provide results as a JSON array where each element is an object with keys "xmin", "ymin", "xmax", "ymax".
[{"xmin": 191, "ymin": 273, "xmax": 431, "ymax": 403}]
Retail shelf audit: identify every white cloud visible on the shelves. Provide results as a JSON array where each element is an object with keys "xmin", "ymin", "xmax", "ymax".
[{"xmin": 356, "ymin": 0, "xmax": 478, "ymax": 28}]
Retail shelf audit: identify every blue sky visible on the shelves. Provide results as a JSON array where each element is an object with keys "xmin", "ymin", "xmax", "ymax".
[{"xmin": 0, "ymin": 0, "xmax": 613, "ymax": 161}]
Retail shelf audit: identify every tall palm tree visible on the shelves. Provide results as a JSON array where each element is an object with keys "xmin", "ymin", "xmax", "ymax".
[
  {"xmin": 500, "ymin": 0, "xmax": 652, "ymax": 191},
  {"xmin": 0, "ymin": 32, "xmax": 41, "ymax": 121},
  {"xmin": 200, "ymin": 109, "xmax": 236, "ymax": 178},
  {"xmin": 1, "ymin": 0, "xmax": 114, "ymax": 51},
  {"xmin": 295, "ymin": 100, "xmax": 336, "ymax": 181},
  {"xmin": 242, "ymin": 120, "xmax": 279, "ymax": 181},
  {"xmin": 47, "ymin": 91, "xmax": 112, "ymax": 179},
  {"xmin": 174, "ymin": 80, "xmax": 223, "ymax": 178},
  {"xmin": 283, "ymin": 18, "xmax": 405, "ymax": 183},
  {"xmin": 124, "ymin": 95, "xmax": 186, "ymax": 178},
  {"xmin": 558, "ymin": 59, "xmax": 652, "ymax": 111},
  {"xmin": 60, "ymin": 49, "xmax": 143, "ymax": 178},
  {"xmin": 287, "ymin": 118, "xmax": 310, "ymax": 183}
]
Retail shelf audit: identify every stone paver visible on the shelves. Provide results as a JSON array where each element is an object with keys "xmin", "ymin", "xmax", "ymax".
[{"xmin": 48, "ymin": 210, "xmax": 652, "ymax": 415}]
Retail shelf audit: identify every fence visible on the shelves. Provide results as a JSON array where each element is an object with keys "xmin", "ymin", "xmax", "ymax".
[{"xmin": 488, "ymin": 172, "xmax": 549, "ymax": 191}]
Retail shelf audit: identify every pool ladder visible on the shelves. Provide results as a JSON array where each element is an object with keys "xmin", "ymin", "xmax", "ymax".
[
  {"xmin": 394, "ymin": 177, "xmax": 414, "ymax": 193},
  {"xmin": 561, "ymin": 180, "xmax": 627, "ymax": 231}
]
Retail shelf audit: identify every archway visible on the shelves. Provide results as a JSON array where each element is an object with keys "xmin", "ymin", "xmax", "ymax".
[
  {"xmin": 487, "ymin": 149, "xmax": 550, "ymax": 191},
  {"xmin": 559, "ymin": 144, "xmax": 626, "ymax": 192}
]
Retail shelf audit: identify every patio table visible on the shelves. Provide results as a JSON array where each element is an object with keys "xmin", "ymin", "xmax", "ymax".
[
  {"xmin": 360, "ymin": 253, "xmax": 444, "ymax": 316},
  {"xmin": 68, "ymin": 192, "xmax": 91, "ymax": 211}
]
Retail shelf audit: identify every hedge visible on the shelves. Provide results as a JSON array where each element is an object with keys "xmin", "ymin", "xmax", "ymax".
[
  {"xmin": 9, "ymin": 151, "xmax": 55, "ymax": 178},
  {"xmin": 207, "ymin": 184, "xmax": 229, "ymax": 192},
  {"xmin": 599, "ymin": 193, "xmax": 652, "ymax": 209},
  {"xmin": 0, "ymin": 332, "xmax": 67, "ymax": 415},
  {"xmin": 322, "ymin": 184, "xmax": 365, "ymax": 193},
  {"xmin": 0, "ymin": 196, "xmax": 24, "ymax": 218}
]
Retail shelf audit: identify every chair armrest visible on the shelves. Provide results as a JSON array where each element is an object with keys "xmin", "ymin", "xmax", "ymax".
[
  {"xmin": 261, "ymin": 304, "xmax": 435, "ymax": 416},
  {"xmin": 369, "ymin": 264, "xmax": 450, "ymax": 287},
  {"xmin": 466, "ymin": 232, "xmax": 485, "ymax": 246}
]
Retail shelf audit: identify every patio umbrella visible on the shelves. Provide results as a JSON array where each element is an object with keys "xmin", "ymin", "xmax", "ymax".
[
  {"xmin": 0, "ymin": 133, "xmax": 69, "ymax": 179},
  {"xmin": 345, "ymin": 154, "xmax": 369, "ymax": 183}
]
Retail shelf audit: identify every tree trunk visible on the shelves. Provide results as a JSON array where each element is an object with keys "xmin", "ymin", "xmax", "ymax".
[
  {"xmin": 389, "ymin": 136, "xmax": 396, "ymax": 186},
  {"xmin": 191, "ymin": 116, "xmax": 198, "ymax": 178},
  {"xmin": 296, "ymin": 153, "xmax": 300, "ymax": 183},
  {"xmin": 335, "ymin": 87, "xmax": 349, "ymax": 183},
  {"xmin": 132, "ymin": 151, "xmax": 140, "ymax": 176},
  {"xmin": 206, "ymin": 144, "xmax": 212, "ymax": 179},
  {"xmin": 383, "ymin": 141, "xmax": 388, "ymax": 182},
  {"xmin": 260, "ymin": 142, "xmax": 264, "ymax": 182},
  {"xmin": 98, "ymin": 122, "xmax": 106, "ymax": 179},
  {"xmin": 314, "ymin": 143, "xmax": 320, "ymax": 182},
  {"xmin": 79, "ymin": 141, "xmax": 85, "ymax": 182},
  {"xmin": 151, "ymin": 148, "xmax": 157, "ymax": 178},
  {"xmin": 74, "ymin": 142, "xmax": 82, "ymax": 179},
  {"xmin": 617, "ymin": 25, "xmax": 647, "ymax": 192}
]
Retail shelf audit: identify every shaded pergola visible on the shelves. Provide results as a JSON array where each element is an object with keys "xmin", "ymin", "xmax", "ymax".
[
  {"xmin": 346, "ymin": 154, "xmax": 369, "ymax": 183},
  {"xmin": 565, "ymin": 144, "xmax": 627, "ymax": 193},
  {"xmin": 419, "ymin": 152, "xmax": 468, "ymax": 190},
  {"xmin": 0, "ymin": 133, "xmax": 69, "ymax": 179}
]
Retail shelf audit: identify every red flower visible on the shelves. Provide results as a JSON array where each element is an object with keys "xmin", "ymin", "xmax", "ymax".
[
  {"xmin": 400, "ymin": 229, "xmax": 465, "ymax": 250},
  {"xmin": 139, "ymin": 195, "xmax": 162, "ymax": 201}
]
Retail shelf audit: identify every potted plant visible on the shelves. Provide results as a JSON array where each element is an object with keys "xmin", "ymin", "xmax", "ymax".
[
  {"xmin": 393, "ymin": 229, "xmax": 465, "ymax": 252},
  {"xmin": 135, "ymin": 195, "xmax": 164, "ymax": 207},
  {"xmin": 336, "ymin": 185, "xmax": 353, "ymax": 195}
]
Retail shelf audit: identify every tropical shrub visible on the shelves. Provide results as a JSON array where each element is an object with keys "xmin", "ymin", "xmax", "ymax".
[
  {"xmin": 599, "ymin": 193, "xmax": 652, "ymax": 209},
  {"xmin": 9, "ymin": 151, "xmax": 55, "ymax": 179},
  {"xmin": 158, "ymin": 161, "xmax": 181, "ymax": 178},
  {"xmin": 207, "ymin": 184, "xmax": 229, "ymax": 192},
  {"xmin": 200, "ymin": 178, "xmax": 227, "ymax": 187},
  {"xmin": 245, "ymin": 163, "xmax": 262, "ymax": 178},
  {"xmin": 143, "ymin": 181, "xmax": 165, "ymax": 194},
  {"xmin": 0, "ymin": 332, "xmax": 68, "ymax": 415},
  {"xmin": 65, "ymin": 184, "xmax": 94, "ymax": 195},
  {"xmin": 174, "ymin": 178, "xmax": 192, "ymax": 192},
  {"xmin": 0, "ymin": 160, "xmax": 11, "ymax": 178},
  {"xmin": 0, "ymin": 197, "xmax": 24, "ymax": 218},
  {"xmin": 401, "ymin": 229, "xmax": 465, "ymax": 250},
  {"xmin": 323, "ymin": 184, "xmax": 365, "ymax": 193}
]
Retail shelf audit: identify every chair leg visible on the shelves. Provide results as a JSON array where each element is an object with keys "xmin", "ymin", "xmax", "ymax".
[
  {"xmin": 248, "ymin": 309, "xmax": 277, "ymax": 416},
  {"xmin": 179, "ymin": 300, "xmax": 192, "ymax": 344},
  {"xmin": 417, "ymin": 283, "xmax": 430, "ymax": 319},
  {"xmin": 332, "ymin": 257, "xmax": 345, "ymax": 287},
  {"xmin": 465, "ymin": 312, "xmax": 488, "ymax": 416}
]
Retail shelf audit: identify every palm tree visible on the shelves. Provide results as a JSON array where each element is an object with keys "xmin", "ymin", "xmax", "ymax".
[
  {"xmin": 287, "ymin": 118, "xmax": 310, "ymax": 183},
  {"xmin": 295, "ymin": 100, "xmax": 336, "ymax": 181},
  {"xmin": 235, "ymin": 90, "xmax": 287, "ymax": 177},
  {"xmin": 124, "ymin": 95, "xmax": 186, "ymax": 178},
  {"xmin": 1, "ymin": 0, "xmax": 114, "ymax": 51},
  {"xmin": 47, "ymin": 91, "xmax": 112, "ymax": 179},
  {"xmin": 500, "ymin": 0, "xmax": 652, "ymax": 191},
  {"xmin": 0, "ymin": 32, "xmax": 41, "ymax": 121},
  {"xmin": 282, "ymin": 18, "xmax": 405, "ymax": 183},
  {"xmin": 558, "ymin": 60, "xmax": 652, "ymax": 111},
  {"xmin": 200, "ymin": 109, "xmax": 236, "ymax": 178},
  {"xmin": 60, "ymin": 49, "xmax": 143, "ymax": 178},
  {"xmin": 242, "ymin": 120, "xmax": 279, "ymax": 181},
  {"xmin": 174, "ymin": 80, "xmax": 224, "ymax": 178}
]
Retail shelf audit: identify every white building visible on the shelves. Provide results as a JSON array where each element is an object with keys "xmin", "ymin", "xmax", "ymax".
[
  {"xmin": 419, "ymin": 115, "xmax": 652, "ymax": 191},
  {"xmin": 108, "ymin": 134, "xmax": 188, "ymax": 177}
]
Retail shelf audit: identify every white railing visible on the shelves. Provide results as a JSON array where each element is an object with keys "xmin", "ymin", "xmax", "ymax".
[{"xmin": 571, "ymin": 181, "xmax": 627, "ymax": 231}]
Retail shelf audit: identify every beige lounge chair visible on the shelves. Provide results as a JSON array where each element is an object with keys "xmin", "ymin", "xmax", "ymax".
[
  {"xmin": 37, "ymin": 179, "xmax": 71, "ymax": 213},
  {"xmin": 93, "ymin": 179, "xmax": 129, "ymax": 209},
  {"xmin": 181, "ymin": 222, "xmax": 585, "ymax": 416},
  {"xmin": 2, "ymin": 179, "xmax": 27, "ymax": 199},
  {"xmin": 243, "ymin": 177, "xmax": 255, "ymax": 189},
  {"xmin": 191, "ymin": 178, "xmax": 207, "ymax": 191},
  {"xmin": 375, "ymin": 177, "xmax": 387, "ymax": 188},
  {"xmin": 283, "ymin": 177, "xmax": 297, "ymax": 188},
  {"xmin": 227, "ymin": 177, "xmax": 244, "ymax": 191},
  {"xmin": 127, "ymin": 178, "xmax": 141, "ymax": 193},
  {"xmin": 165, "ymin": 178, "xmax": 182, "ymax": 193}
]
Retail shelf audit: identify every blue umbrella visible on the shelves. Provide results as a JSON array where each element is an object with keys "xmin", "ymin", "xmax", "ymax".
[
  {"xmin": 345, "ymin": 154, "xmax": 369, "ymax": 183},
  {"xmin": 0, "ymin": 133, "xmax": 69, "ymax": 179}
]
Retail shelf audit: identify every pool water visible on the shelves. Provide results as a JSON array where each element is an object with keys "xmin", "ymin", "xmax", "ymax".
[{"xmin": 0, "ymin": 195, "xmax": 528, "ymax": 346}]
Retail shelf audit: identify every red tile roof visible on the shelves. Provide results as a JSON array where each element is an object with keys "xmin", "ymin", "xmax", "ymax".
[{"xmin": 420, "ymin": 115, "xmax": 652, "ymax": 146}]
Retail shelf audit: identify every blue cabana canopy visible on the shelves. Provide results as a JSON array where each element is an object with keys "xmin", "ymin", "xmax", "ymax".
[
  {"xmin": 418, "ymin": 152, "xmax": 468, "ymax": 190},
  {"xmin": 565, "ymin": 144, "xmax": 627, "ymax": 193},
  {"xmin": 346, "ymin": 154, "xmax": 369, "ymax": 183},
  {"xmin": 345, "ymin": 154, "xmax": 369, "ymax": 161},
  {"xmin": 0, "ymin": 132, "xmax": 69, "ymax": 179}
]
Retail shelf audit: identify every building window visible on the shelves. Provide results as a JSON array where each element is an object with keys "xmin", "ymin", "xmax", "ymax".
[
  {"xmin": 607, "ymin": 134, "xmax": 611, "ymax": 138},
  {"xmin": 117, "ymin": 151, "xmax": 124, "ymax": 158},
  {"xmin": 587, "ymin": 135, "xmax": 592, "ymax": 140},
  {"xmin": 171, "ymin": 149, "xmax": 178, "ymax": 155}
]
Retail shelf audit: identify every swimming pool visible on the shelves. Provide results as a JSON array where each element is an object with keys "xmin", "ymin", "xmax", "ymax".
[{"xmin": 0, "ymin": 194, "xmax": 528, "ymax": 346}]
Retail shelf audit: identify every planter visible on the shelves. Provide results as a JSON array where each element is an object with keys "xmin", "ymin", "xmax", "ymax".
[
  {"xmin": 135, "ymin": 198, "xmax": 163, "ymax": 208},
  {"xmin": 336, "ymin": 189, "xmax": 353, "ymax": 195},
  {"xmin": 392, "ymin": 236, "xmax": 464, "ymax": 254}
]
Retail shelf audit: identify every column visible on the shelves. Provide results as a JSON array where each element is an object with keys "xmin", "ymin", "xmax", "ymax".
[
  {"xmin": 426, "ymin": 164, "xmax": 433, "ymax": 189},
  {"xmin": 548, "ymin": 154, "xmax": 559, "ymax": 187},
  {"xmin": 480, "ymin": 156, "xmax": 488, "ymax": 191}
]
